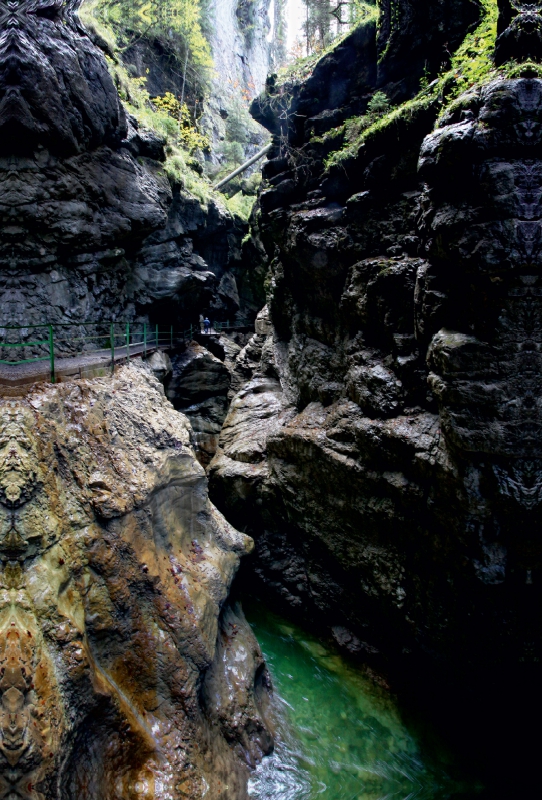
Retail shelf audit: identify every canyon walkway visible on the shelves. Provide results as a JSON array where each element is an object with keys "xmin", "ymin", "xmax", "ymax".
[{"xmin": 0, "ymin": 320, "xmax": 252, "ymax": 395}]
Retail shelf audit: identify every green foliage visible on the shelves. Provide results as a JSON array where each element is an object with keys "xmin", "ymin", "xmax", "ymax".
[
  {"xmin": 276, "ymin": 36, "xmax": 344, "ymax": 86},
  {"xmin": 503, "ymin": 59, "xmax": 542, "ymax": 79},
  {"xmin": 209, "ymin": 97, "xmax": 268, "ymax": 188},
  {"xmin": 324, "ymin": 92, "xmax": 434, "ymax": 169},
  {"xmin": 81, "ymin": 0, "xmax": 213, "ymax": 96},
  {"xmin": 271, "ymin": 0, "xmax": 288, "ymax": 68},
  {"xmin": 225, "ymin": 191, "xmax": 257, "ymax": 222},
  {"xmin": 362, "ymin": 93, "xmax": 435, "ymax": 144},
  {"xmin": 151, "ymin": 92, "xmax": 210, "ymax": 153},
  {"xmin": 350, "ymin": 0, "xmax": 378, "ymax": 23},
  {"xmin": 419, "ymin": 62, "xmax": 431, "ymax": 92},
  {"xmin": 105, "ymin": 59, "xmax": 212, "ymax": 202},
  {"xmin": 224, "ymin": 171, "xmax": 262, "ymax": 220},
  {"xmin": 301, "ymin": 0, "xmax": 335, "ymax": 53},
  {"xmin": 82, "ymin": 0, "xmax": 268, "ymax": 206},
  {"xmin": 444, "ymin": 0, "xmax": 498, "ymax": 98},
  {"xmin": 324, "ymin": 0, "xmax": 500, "ymax": 171},
  {"xmin": 224, "ymin": 141, "xmax": 246, "ymax": 166},
  {"xmin": 311, "ymin": 91, "xmax": 391, "ymax": 155},
  {"xmin": 236, "ymin": 0, "xmax": 259, "ymax": 48},
  {"xmin": 151, "ymin": 91, "xmax": 181, "ymax": 117},
  {"xmin": 277, "ymin": 3, "xmax": 377, "ymax": 85},
  {"xmin": 226, "ymin": 103, "xmax": 251, "ymax": 144},
  {"xmin": 241, "ymin": 171, "xmax": 262, "ymax": 196},
  {"xmin": 366, "ymin": 90, "xmax": 390, "ymax": 118},
  {"xmin": 79, "ymin": 1, "xmax": 220, "ymax": 204},
  {"xmin": 298, "ymin": 0, "xmax": 378, "ymax": 56},
  {"xmin": 161, "ymin": 145, "xmax": 213, "ymax": 204}
]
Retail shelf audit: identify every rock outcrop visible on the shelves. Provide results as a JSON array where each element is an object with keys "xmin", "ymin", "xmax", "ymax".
[
  {"xmin": 0, "ymin": 1, "xmax": 277, "ymax": 794},
  {"xmin": 0, "ymin": 363, "xmax": 272, "ymax": 798},
  {"xmin": 168, "ymin": 341, "xmax": 232, "ymax": 466},
  {"xmin": 209, "ymin": 0, "xmax": 542, "ymax": 782},
  {"xmin": 495, "ymin": 0, "xmax": 542, "ymax": 65},
  {"xmin": 0, "ymin": 0, "xmax": 258, "ymax": 332}
]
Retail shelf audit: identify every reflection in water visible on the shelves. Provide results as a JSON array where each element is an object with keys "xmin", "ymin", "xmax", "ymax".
[{"xmin": 245, "ymin": 602, "xmax": 475, "ymax": 800}]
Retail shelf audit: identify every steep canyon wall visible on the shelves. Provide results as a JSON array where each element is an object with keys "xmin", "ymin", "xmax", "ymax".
[
  {"xmin": 0, "ymin": 2, "xmax": 274, "ymax": 796},
  {"xmin": 0, "ymin": 364, "xmax": 272, "ymax": 799},
  {"xmin": 4, "ymin": 0, "xmax": 542, "ymax": 793},
  {"xmin": 209, "ymin": 0, "xmax": 542, "ymax": 780},
  {"xmin": 0, "ymin": 0, "xmax": 264, "ymax": 332}
]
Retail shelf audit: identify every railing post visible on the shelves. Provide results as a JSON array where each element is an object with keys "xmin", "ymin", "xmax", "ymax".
[
  {"xmin": 143, "ymin": 322, "xmax": 147, "ymax": 358},
  {"xmin": 156, "ymin": 324, "xmax": 158, "ymax": 348},
  {"xmin": 126, "ymin": 321, "xmax": 130, "ymax": 363},
  {"xmin": 49, "ymin": 325, "xmax": 55, "ymax": 384},
  {"xmin": 170, "ymin": 325, "xmax": 173, "ymax": 349},
  {"xmin": 189, "ymin": 324, "xmax": 193, "ymax": 340},
  {"xmin": 110, "ymin": 323, "xmax": 115, "ymax": 374}
]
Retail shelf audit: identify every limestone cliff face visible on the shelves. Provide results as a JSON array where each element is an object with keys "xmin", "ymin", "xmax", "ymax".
[
  {"xmin": 114, "ymin": 0, "xmax": 273, "ymax": 166},
  {"xmin": 208, "ymin": 0, "xmax": 272, "ymax": 97},
  {"xmin": 0, "ymin": 0, "xmax": 255, "ymax": 330},
  {"xmin": 0, "ymin": 365, "xmax": 272, "ymax": 798},
  {"xmin": 210, "ymin": 0, "xmax": 542, "ymax": 685}
]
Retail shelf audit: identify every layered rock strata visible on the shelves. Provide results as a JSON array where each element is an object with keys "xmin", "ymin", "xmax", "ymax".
[
  {"xmin": 0, "ymin": 0, "xmax": 256, "ymax": 335},
  {"xmin": 209, "ymin": 0, "xmax": 542, "ymax": 776},
  {"xmin": 0, "ymin": 364, "xmax": 272, "ymax": 798}
]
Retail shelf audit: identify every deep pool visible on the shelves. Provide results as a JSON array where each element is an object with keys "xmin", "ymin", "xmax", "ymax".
[{"xmin": 244, "ymin": 600, "xmax": 479, "ymax": 800}]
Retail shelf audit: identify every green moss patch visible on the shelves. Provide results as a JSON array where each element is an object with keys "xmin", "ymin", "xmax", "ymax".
[{"xmin": 323, "ymin": 1, "xmax": 501, "ymax": 171}]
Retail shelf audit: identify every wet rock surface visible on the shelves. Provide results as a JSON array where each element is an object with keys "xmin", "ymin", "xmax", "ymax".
[
  {"xmin": 210, "ymin": 3, "xmax": 542, "ymax": 777},
  {"xmin": 6, "ymin": 0, "xmax": 542, "ymax": 792},
  {"xmin": 0, "ymin": 364, "xmax": 272, "ymax": 798},
  {"xmin": 0, "ymin": 1, "xmax": 271, "ymax": 794},
  {"xmin": 0, "ymin": 0, "xmax": 257, "ymax": 332},
  {"xmin": 168, "ymin": 342, "xmax": 232, "ymax": 467}
]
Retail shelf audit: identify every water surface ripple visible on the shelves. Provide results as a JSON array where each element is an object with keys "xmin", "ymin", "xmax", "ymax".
[{"xmin": 245, "ymin": 602, "xmax": 474, "ymax": 800}]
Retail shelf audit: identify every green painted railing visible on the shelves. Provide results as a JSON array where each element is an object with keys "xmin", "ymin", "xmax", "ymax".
[{"xmin": 0, "ymin": 319, "xmax": 252, "ymax": 383}]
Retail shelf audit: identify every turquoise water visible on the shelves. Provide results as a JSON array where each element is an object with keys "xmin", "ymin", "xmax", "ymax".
[{"xmin": 245, "ymin": 601, "xmax": 475, "ymax": 800}]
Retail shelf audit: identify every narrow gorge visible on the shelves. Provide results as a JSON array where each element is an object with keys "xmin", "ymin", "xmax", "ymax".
[{"xmin": 0, "ymin": 0, "xmax": 541, "ymax": 798}]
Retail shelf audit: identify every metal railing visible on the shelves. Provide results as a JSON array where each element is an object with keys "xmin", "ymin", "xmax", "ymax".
[{"xmin": 0, "ymin": 319, "xmax": 252, "ymax": 383}]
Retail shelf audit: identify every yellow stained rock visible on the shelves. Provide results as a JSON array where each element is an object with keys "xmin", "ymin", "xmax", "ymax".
[{"xmin": 0, "ymin": 364, "xmax": 267, "ymax": 799}]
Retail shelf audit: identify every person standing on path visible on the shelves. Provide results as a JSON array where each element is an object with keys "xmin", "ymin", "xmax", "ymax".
[
  {"xmin": 204, "ymin": 317, "xmax": 211, "ymax": 334},
  {"xmin": 199, "ymin": 314, "xmax": 204, "ymax": 333}
]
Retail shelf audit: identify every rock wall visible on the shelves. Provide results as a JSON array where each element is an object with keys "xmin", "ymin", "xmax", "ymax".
[
  {"xmin": 0, "ymin": 0, "xmax": 259, "ymax": 334},
  {"xmin": 201, "ymin": 0, "xmax": 273, "ymax": 182},
  {"xmin": 0, "ymin": 4, "xmax": 277, "ymax": 791},
  {"xmin": 209, "ymin": 0, "xmax": 542, "ymax": 779},
  {"xmin": 168, "ymin": 340, "xmax": 232, "ymax": 466},
  {"xmin": 208, "ymin": 0, "xmax": 272, "ymax": 97},
  {"xmin": 0, "ymin": 363, "xmax": 272, "ymax": 798},
  {"xmin": 113, "ymin": 0, "xmax": 274, "ymax": 167}
]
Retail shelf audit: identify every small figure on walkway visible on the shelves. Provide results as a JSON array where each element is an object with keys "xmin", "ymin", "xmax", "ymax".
[
  {"xmin": 204, "ymin": 317, "xmax": 211, "ymax": 334},
  {"xmin": 199, "ymin": 314, "xmax": 204, "ymax": 333}
]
